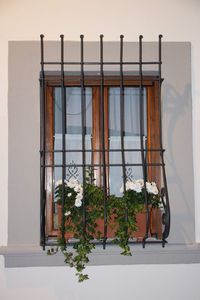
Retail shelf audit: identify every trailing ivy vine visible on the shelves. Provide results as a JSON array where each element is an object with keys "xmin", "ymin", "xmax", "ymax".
[{"xmin": 48, "ymin": 172, "xmax": 161, "ymax": 282}]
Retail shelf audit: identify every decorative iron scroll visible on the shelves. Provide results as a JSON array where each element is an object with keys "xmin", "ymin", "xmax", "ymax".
[
  {"xmin": 66, "ymin": 161, "xmax": 79, "ymax": 181},
  {"xmin": 125, "ymin": 167, "xmax": 134, "ymax": 181}
]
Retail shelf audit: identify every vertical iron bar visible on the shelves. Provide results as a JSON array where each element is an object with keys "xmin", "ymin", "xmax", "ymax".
[
  {"xmin": 51, "ymin": 67, "xmax": 56, "ymax": 231},
  {"xmin": 139, "ymin": 35, "xmax": 149, "ymax": 247},
  {"xmin": 100, "ymin": 34, "xmax": 107, "ymax": 249},
  {"xmin": 80, "ymin": 35, "xmax": 86, "ymax": 234},
  {"xmin": 158, "ymin": 35, "xmax": 164, "ymax": 155},
  {"xmin": 158, "ymin": 35, "xmax": 170, "ymax": 244},
  {"xmin": 40, "ymin": 34, "xmax": 46, "ymax": 250},
  {"xmin": 119, "ymin": 35, "xmax": 128, "ymax": 223},
  {"xmin": 60, "ymin": 35, "xmax": 66, "ymax": 246},
  {"xmin": 52, "ymin": 89, "xmax": 56, "ymax": 228}
]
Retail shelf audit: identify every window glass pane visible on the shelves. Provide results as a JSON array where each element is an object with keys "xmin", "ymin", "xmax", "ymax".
[
  {"xmin": 109, "ymin": 87, "xmax": 147, "ymax": 196},
  {"xmin": 54, "ymin": 87, "xmax": 92, "ymax": 136},
  {"xmin": 109, "ymin": 87, "xmax": 146, "ymax": 136},
  {"xmin": 53, "ymin": 87, "xmax": 92, "ymax": 229},
  {"xmin": 54, "ymin": 86, "xmax": 92, "ymax": 173}
]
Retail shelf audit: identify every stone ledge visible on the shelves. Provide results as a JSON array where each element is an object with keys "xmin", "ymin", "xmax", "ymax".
[{"xmin": 1, "ymin": 243, "xmax": 200, "ymax": 268}]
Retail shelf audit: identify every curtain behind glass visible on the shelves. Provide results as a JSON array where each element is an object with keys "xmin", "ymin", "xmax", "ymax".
[
  {"xmin": 109, "ymin": 87, "xmax": 147, "ymax": 196},
  {"xmin": 54, "ymin": 87, "xmax": 92, "ymax": 186}
]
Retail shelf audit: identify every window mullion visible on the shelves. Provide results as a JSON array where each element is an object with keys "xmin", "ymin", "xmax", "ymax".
[
  {"xmin": 92, "ymin": 87, "xmax": 101, "ymax": 186},
  {"xmin": 104, "ymin": 87, "xmax": 110, "ymax": 194},
  {"xmin": 45, "ymin": 86, "xmax": 54, "ymax": 236}
]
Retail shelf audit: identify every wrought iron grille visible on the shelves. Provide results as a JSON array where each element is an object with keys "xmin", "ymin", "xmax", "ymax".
[{"xmin": 39, "ymin": 34, "xmax": 170, "ymax": 250}]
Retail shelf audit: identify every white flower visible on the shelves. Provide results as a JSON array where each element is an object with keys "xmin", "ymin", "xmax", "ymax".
[
  {"xmin": 151, "ymin": 186, "xmax": 158, "ymax": 195},
  {"xmin": 55, "ymin": 179, "xmax": 67, "ymax": 187},
  {"xmin": 125, "ymin": 180, "xmax": 143, "ymax": 193},
  {"xmin": 67, "ymin": 193, "xmax": 72, "ymax": 197},
  {"xmin": 64, "ymin": 211, "xmax": 71, "ymax": 216},
  {"xmin": 126, "ymin": 180, "xmax": 134, "ymax": 191},
  {"xmin": 55, "ymin": 179, "xmax": 63, "ymax": 187},
  {"xmin": 74, "ymin": 184, "xmax": 82, "ymax": 193},
  {"xmin": 136, "ymin": 179, "xmax": 144, "ymax": 187},
  {"xmin": 67, "ymin": 178, "xmax": 79, "ymax": 189},
  {"xmin": 76, "ymin": 192, "xmax": 83, "ymax": 202},
  {"xmin": 132, "ymin": 181, "xmax": 142, "ymax": 193},
  {"xmin": 74, "ymin": 190, "xmax": 83, "ymax": 207},
  {"xmin": 120, "ymin": 179, "xmax": 158, "ymax": 195},
  {"xmin": 79, "ymin": 186, "xmax": 83, "ymax": 194},
  {"xmin": 146, "ymin": 182, "xmax": 151, "ymax": 192},
  {"xmin": 120, "ymin": 179, "xmax": 143, "ymax": 193},
  {"xmin": 146, "ymin": 182, "xmax": 158, "ymax": 195},
  {"xmin": 75, "ymin": 198, "xmax": 82, "ymax": 207}
]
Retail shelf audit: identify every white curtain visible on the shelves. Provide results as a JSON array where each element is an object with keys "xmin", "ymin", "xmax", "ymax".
[
  {"xmin": 53, "ymin": 86, "xmax": 147, "ymax": 195},
  {"xmin": 54, "ymin": 134, "xmax": 91, "ymax": 184},
  {"xmin": 109, "ymin": 136, "xmax": 146, "ymax": 196},
  {"xmin": 54, "ymin": 87, "xmax": 92, "ymax": 185},
  {"xmin": 109, "ymin": 87, "xmax": 147, "ymax": 196}
]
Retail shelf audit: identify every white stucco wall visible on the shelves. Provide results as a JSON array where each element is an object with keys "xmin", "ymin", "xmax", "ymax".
[
  {"xmin": 0, "ymin": 255, "xmax": 200, "ymax": 300},
  {"xmin": 0, "ymin": 0, "xmax": 200, "ymax": 299}
]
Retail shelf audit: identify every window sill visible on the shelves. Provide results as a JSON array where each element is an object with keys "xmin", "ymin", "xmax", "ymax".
[{"xmin": 1, "ymin": 243, "xmax": 200, "ymax": 268}]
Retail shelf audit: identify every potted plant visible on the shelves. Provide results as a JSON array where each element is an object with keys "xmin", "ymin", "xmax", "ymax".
[
  {"xmin": 50, "ymin": 171, "xmax": 104, "ymax": 282},
  {"xmin": 108, "ymin": 179, "xmax": 161, "ymax": 255},
  {"xmin": 48, "ymin": 173, "xmax": 162, "ymax": 282}
]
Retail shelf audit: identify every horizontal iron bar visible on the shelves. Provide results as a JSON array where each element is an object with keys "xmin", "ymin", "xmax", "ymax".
[
  {"xmin": 40, "ymin": 148, "xmax": 165, "ymax": 153},
  {"xmin": 45, "ymin": 238, "xmax": 167, "ymax": 246},
  {"xmin": 42, "ymin": 61, "xmax": 161, "ymax": 66},
  {"xmin": 41, "ymin": 163, "xmax": 165, "ymax": 167}
]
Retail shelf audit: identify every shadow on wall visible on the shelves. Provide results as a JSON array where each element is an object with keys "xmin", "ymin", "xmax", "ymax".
[{"xmin": 163, "ymin": 82, "xmax": 195, "ymax": 243}]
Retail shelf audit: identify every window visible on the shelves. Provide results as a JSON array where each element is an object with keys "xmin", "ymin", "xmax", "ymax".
[
  {"xmin": 40, "ymin": 35, "xmax": 170, "ymax": 248},
  {"xmin": 42, "ymin": 73, "xmax": 163, "ymax": 241}
]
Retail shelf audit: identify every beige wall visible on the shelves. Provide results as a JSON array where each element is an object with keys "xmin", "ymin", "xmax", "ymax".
[
  {"xmin": 0, "ymin": 0, "xmax": 200, "ymax": 246},
  {"xmin": 0, "ymin": 255, "xmax": 200, "ymax": 300},
  {"xmin": 0, "ymin": 1, "xmax": 200, "ymax": 299},
  {"xmin": 7, "ymin": 41, "xmax": 194, "ymax": 245}
]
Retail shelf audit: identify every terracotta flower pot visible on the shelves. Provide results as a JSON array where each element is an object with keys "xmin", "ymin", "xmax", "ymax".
[{"xmin": 57, "ymin": 204, "xmax": 162, "ymax": 240}]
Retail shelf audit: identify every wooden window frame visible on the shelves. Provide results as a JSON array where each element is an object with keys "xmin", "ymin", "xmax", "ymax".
[{"xmin": 44, "ymin": 74, "xmax": 161, "ymax": 238}]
